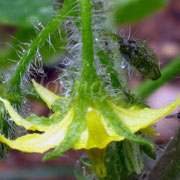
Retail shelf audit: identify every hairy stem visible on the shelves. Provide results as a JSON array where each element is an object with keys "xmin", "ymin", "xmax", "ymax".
[
  {"xmin": 146, "ymin": 126, "xmax": 180, "ymax": 180},
  {"xmin": 9, "ymin": 0, "xmax": 75, "ymax": 91},
  {"xmin": 135, "ymin": 55, "xmax": 180, "ymax": 98},
  {"xmin": 78, "ymin": 0, "xmax": 97, "ymax": 83}
]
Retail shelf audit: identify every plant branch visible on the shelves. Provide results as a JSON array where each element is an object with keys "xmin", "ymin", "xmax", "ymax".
[{"xmin": 9, "ymin": 0, "xmax": 75, "ymax": 91}]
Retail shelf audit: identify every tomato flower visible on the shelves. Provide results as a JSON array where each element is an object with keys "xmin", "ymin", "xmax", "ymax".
[{"xmin": 0, "ymin": 80, "xmax": 180, "ymax": 177}]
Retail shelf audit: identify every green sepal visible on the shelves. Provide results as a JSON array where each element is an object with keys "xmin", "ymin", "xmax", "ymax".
[
  {"xmin": 42, "ymin": 99, "xmax": 88, "ymax": 161},
  {"xmin": 104, "ymin": 142, "xmax": 132, "ymax": 180},
  {"xmin": 141, "ymin": 144, "xmax": 156, "ymax": 160},
  {"xmin": 123, "ymin": 140, "xmax": 143, "ymax": 174},
  {"xmin": 95, "ymin": 99, "xmax": 155, "ymax": 151},
  {"xmin": 26, "ymin": 114, "xmax": 52, "ymax": 126},
  {"xmin": 105, "ymin": 141, "xmax": 144, "ymax": 180}
]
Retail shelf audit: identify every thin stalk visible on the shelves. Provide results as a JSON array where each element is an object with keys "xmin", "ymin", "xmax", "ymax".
[
  {"xmin": 135, "ymin": 55, "xmax": 180, "ymax": 98},
  {"xmin": 9, "ymin": 0, "xmax": 75, "ymax": 91},
  {"xmin": 78, "ymin": 0, "xmax": 97, "ymax": 83}
]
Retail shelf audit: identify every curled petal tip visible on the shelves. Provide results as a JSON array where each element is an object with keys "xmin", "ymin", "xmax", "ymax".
[{"xmin": 32, "ymin": 80, "xmax": 60, "ymax": 108}]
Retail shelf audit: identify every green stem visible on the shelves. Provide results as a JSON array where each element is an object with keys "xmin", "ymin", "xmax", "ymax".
[
  {"xmin": 9, "ymin": 0, "xmax": 74, "ymax": 91},
  {"xmin": 78, "ymin": 0, "xmax": 96, "ymax": 83},
  {"xmin": 135, "ymin": 55, "xmax": 180, "ymax": 98}
]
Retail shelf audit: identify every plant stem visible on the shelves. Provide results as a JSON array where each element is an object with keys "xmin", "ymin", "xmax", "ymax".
[
  {"xmin": 78, "ymin": 0, "xmax": 97, "ymax": 83},
  {"xmin": 135, "ymin": 55, "xmax": 180, "ymax": 98},
  {"xmin": 146, "ymin": 126, "xmax": 180, "ymax": 180},
  {"xmin": 9, "ymin": 0, "xmax": 74, "ymax": 91}
]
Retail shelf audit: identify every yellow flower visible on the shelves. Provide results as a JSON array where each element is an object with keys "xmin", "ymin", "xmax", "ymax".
[{"xmin": 0, "ymin": 80, "xmax": 180, "ymax": 177}]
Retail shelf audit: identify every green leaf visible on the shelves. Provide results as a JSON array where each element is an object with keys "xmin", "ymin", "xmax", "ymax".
[
  {"xmin": 109, "ymin": 0, "xmax": 169, "ymax": 25},
  {"xmin": 0, "ymin": 0, "xmax": 54, "ymax": 27}
]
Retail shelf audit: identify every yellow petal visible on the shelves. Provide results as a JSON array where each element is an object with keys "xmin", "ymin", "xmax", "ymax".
[
  {"xmin": 0, "ymin": 109, "xmax": 73, "ymax": 153},
  {"xmin": 32, "ymin": 80, "xmax": 61, "ymax": 108},
  {"xmin": 74, "ymin": 108, "xmax": 124, "ymax": 150},
  {"xmin": 111, "ymin": 95, "xmax": 180, "ymax": 132},
  {"xmin": 75, "ymin": 96, "xmax": 180, "ymax": 150},
  {"xmin": 0, "ymin": 97, "xmax": 49, "ymax": 131}
]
